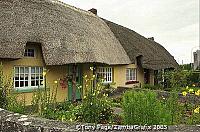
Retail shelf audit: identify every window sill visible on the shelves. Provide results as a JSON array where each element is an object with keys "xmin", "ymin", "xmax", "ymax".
[
  {"xmin": 14, "ymin": 87, "xmax": 45, "ymax": 93},
  {"xmin": 125, "ymin": 80, "xmax": 139, "ymax": 85}
]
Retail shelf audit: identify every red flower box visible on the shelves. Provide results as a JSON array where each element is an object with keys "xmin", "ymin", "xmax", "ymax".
[{"xmin": 125, "ymin": 80, "xmax": 139, "ymax": 85}]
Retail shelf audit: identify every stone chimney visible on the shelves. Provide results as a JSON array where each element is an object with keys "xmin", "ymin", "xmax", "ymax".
[
  {"xmin": 88, "ymin": 8, "xmax": 97, "ymax": 15},
  {"xmin": 148, "ymin": 37, "xmax": 154, "ymax": 41}
]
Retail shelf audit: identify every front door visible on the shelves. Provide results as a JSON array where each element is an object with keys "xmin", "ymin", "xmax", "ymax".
[
  {"xmin": 68, "ymin": 65, "xmax": 82, "ymax": 101},
  {"xmin": 144, "ymin": 69, "xmax": 150, "ymax": 84}
]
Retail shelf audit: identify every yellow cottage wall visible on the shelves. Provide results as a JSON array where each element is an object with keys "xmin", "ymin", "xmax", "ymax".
[
  {"xmin": 0, "ymin": 43, "xmax": 68, "ymax": 105},
  {"xmin": 113, "ymin": 63, "xmax": 145, "ymax": 88},
  {"xmin": 0, "ymin": 43, "xmax": 155, "ymax": 105}
]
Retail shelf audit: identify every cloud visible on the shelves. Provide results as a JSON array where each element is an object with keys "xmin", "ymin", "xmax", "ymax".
[{"xmin": 61, "ymin": 0, "xmax": 199, "ymax": 64}]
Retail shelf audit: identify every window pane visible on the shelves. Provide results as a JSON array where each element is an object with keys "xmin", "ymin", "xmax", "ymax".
[
  {"xmin": 31, "ymin": 74, "xmax": 35, "ymax": 79},
  {"xmin": 15, "ymin": 74, "xmax": 19, "ymax": 80},
  {"xmin": 25, "ymin": 81, "xmax": 28, "ymax": 87},
  {"xmin": 25, "ymin": 67, "xmax": 29, "ymax": 73},
  {"xmin": 15, "ymin": 67, "xmax": 19, "ymax": 74},
  {"xmin": 40, "ymin": 75, "xmax": 43, "ymax": 80},
  {"xmin": 40, "ymin": 68, "xmax": 43, "ymax": 73},
  {"xmin": 97, "ymin": 67, "xmax": 112, "ymax": 83},
  {"xmin": 36, "ymin": 74, "xmax": 39, "ymax": 79},
  {"xmin": 40, "ymin": 80, "xmax": 44, "ymax": 85},
  {"xmin": 20, "ymin": 67, "xmax": 24, "ymax": 73},
  {"xmin": 20, "ymin": 74, "xmax": 24, "ymax": 80},
  {"xmin": 20, "ymin": 81, "xmax": 24, "ymax": 87},
  {"xmin": 25, "ymin": 74, "xmax": 28, "ymax": 80},
  {"xmin": 15, "ymin": 81, "xmax": 19, "ymax": 87},
  {"xmin": 24, "ymin": 49, "xmax": 34, "ymax": 57},
  {"xmin": 24, "ymin": 52, "xmax": 28, "ymax": 56},
  {"xmin": 36, "ymin": 67, "xmax": 39, "ymax": 73},
  {"xmin": 31, "ymin": 67, "xmax": 35, "ymax": 73},
  {"xmin": 36, "ymin": 80, "xmax": 39, "ymax": 86},
  {"xmin": 31, "ymin": 81, "xmax": 35, "ymax": 86}
]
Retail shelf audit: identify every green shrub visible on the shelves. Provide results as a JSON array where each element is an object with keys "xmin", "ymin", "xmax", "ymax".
[
  {"xmin": 142, "ymin": 84, "xmax": 163, "ymax": 90},
  {"xmin": 6, "ymin": 93, "xmax": 26, "ymax": 114},
  {"xmin": 77, "ymin": 90, "xmax": 113, "ymax": 123},
  {"xmin": 74, "ymin": 75, "xmax": 113, "ymax": 124},
  {"xmin": 122, "ymin": 90, "xmax": 180, "ymax": 125},
  {"xmin": 0, "ymin": 63, "xmax": 25, "ymax": 113}
]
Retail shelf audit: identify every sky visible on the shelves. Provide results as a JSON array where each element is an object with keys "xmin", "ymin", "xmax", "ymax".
[{"xmin": 61, "ymin": 0, "xmax": 199, "ymax": 64}]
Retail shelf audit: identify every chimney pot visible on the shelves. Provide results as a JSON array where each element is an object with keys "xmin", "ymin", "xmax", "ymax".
[
  {"xmin": 148, "ymin": 37, "xmax": 154, "ymax": 41},
  {"xmin": 88, "ymin": 8, "xmax": 97, "ymax": 15}
]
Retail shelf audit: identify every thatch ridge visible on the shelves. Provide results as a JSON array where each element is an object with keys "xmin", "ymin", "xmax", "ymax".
[
  {"xmin": 103, "ymin": 19, "xmax": 178, "ymax": 70},
  {"xmin": 0, "ymin": 0, "xmax": 131, "ymax": 65}
]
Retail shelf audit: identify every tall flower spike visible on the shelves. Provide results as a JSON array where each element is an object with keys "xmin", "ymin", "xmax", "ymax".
[{"xmin": 43, "ymin": 71, "xmax": 47, "ymax": 76}]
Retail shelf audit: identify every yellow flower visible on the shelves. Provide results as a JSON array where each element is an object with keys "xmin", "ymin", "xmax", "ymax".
[
  {"xmin": 42, "ymin": 71, "xmax": 47, "ymax": 76},
  {"xmin": 41, "ymin": 81, "xmax": 44, "ymax": 85},
  {"xmin": 186, "ymin": 86, "xmax": 189, "ymax": 89},
  {"xmin": 83, "ymin": 96, "xmax": 86, "ymax": 99},
  {"xmin": 92, "ymin": 75, "xmax": 95, "ymax": 78},
  {"xmin": 195, "ymin": 90, "xmax": 200, "ymax": 96},
  {"xmin": 70, "ymin": 118, "xmax": 73, "ymax": 122},
  {"xmin": 192, "ymin": 84, "xmax": 196, "ymax": 87},
  {"xmin": 90, "ymin": 67, "xmax": 94, "ymax": 71},
  {"xmin": 84, "ymin": 75, "xmax": 88, "ymax": 78},
  {"xmin": 182, "ymin": 91, "xmax": 187, "ymax": 96},
  {"xmin": 194, "ymin": 107, "xmax": 200, "ymax": 114},
  {"xmin": 93, "ymin": 93, "xmax": 95, "ymax": 96},
  {"xmin": 189, "ymin": 89, "xmax": 194, "ymax": 93},
  {"xmin": 54, "ymin": 80, "xmax": 58, "ymax": 84}
]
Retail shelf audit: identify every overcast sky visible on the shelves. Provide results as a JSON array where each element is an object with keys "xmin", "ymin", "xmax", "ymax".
[{"xmin": 61, "ymin": 0, "xmax": 199, "ymax": 64}]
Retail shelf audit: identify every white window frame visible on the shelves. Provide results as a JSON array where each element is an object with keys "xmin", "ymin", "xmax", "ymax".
[
  {"xmin": 14, "ymin": 66, "xmax": 44, "ymax": 90},
  {"xmin": 97, "ymin": 67, "xmax": 113, "ymax": 83},
  {"xmin": 24, "ymin": 48, "xmax": 35, "ymax": 57},
  {"xmin": 126, "ymin": 68, "xmax": 136, "ymax": 81}
]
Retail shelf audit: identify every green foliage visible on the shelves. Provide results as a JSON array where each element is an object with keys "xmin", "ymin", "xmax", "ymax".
[
  {"xmin": 163, "ymin": 91, "xmax": 182, "ymax": 124},
  {"xmin": 0, "ymin": 63, "xmax": 7, "ymax": 108},
  {"xmin": 180, "ymin": 64, "xmax": 192, "ymax": 71},
  {"xmin": 31, "ymin": 84, "xmax": 58, "ymax": 117},
  {"xmin": 142, "ymin": 84, "xmax": 163, "ymax": 90},
  {"xmin": 122, "ymin": 90, "xmax": 181, "ymax": 125},
  {"xmin": 6, "ymin": 93, "xmax": 26, "ymax": 114},
  {"xmin": 112, "ymin": 96, "xmax": 122, "ymax": 107},
  {"xmin": 76, "ymin": 76, "xmax": 113, "ymax": 123},
  {"xmin": 0, "ymin": 63, "xmax": 26, "ymax": 113},
  {"xmin": 163, "ymin": 69, "xmax": 192, "ymax": 88}
]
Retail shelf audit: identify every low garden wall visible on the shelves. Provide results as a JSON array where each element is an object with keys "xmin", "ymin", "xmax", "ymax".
[
  {"xmin": 111, "ymin": 87, "xmax": 200, "ymax": 104},
  {"xmin": 0, "ymin": 108, "xmax": 199, "ymax": 132}
]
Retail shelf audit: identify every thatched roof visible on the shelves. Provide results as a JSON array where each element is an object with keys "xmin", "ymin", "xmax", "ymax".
[
  {"xmin": 103, "ymin": 19, "xmax": 179, "ymax": 70},
  {"xmin": 0, "ymin": 0, "xmax": 131, "ymax": 65}
]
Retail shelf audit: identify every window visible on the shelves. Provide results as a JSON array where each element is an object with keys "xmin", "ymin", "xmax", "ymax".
[
  {"xmin": 24, "ymin": 49, "xmax": 35, "ymax": 57},
  {"xmin": 126, "ymin": 68, "xmax": 136, "ymax": 81},
  {"xmin": 14, "ymin": 67, "xmax": 44, "ymax": 89},
  {"xmin": 97, "ymin": 67, "xmax": 112, "ymax": 83}
]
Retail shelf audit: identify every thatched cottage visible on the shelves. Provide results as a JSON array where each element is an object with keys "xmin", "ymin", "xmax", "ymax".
[{"xmin": 0, "ymin": 0, "xmax": 178, "ymax": 103}]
